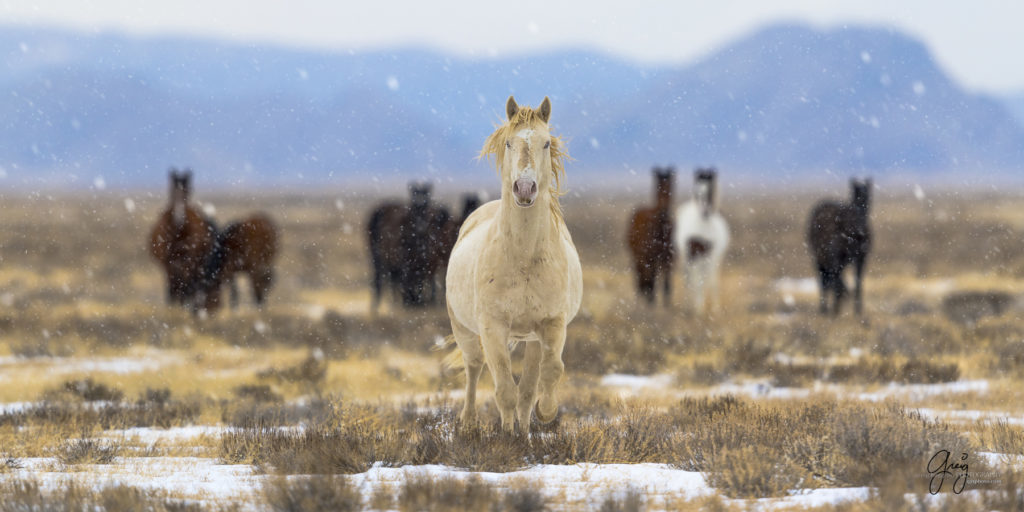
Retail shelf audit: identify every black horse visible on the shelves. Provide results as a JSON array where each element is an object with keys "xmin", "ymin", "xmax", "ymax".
[
  {"xmin": 807, "ymin": 178, "xmax": 872, "ymax": 315},
  {"xmin": 367, "ymin": 182, "xmax": 450, "ymax": 313}
]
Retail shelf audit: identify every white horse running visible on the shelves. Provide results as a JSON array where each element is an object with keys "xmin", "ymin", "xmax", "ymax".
[
  {"xmin": 674, "ymin": 168, "xmax": 730, "ymax": 313},
  {"xmin": 445, "ymin": 96, "xmax": 583, "ymax": 433}
]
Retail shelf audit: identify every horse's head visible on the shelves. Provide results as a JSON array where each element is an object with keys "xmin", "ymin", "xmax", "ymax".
[
  {"xmin": 409, "ymin": 182, "xmax": 433, "ymax": 210},
  {"xmin": 461, "ymin": 193, "xmax": 482, "ymax": 219},
  {"xmin": 652, "ymin": 166, "xmax": 675, "ymax": 209},
  {"xmin": 499, "ymin": 96, "xmax": 554, "ymax": 208},
  {"xmin": 694, "ymin": 167, "xmax": 718, "ymax": 217},
  {"xmin": 850, "ymin": 177, "xmax": 872, "ymax": 213},
  {"xmin": 168, "ymin": 168, "xmax": 194, "ymax": 227}
]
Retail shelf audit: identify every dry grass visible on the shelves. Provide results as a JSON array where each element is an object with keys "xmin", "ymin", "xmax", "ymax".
[
  {"xmin": 262, "ymin": 475, "xmax": 362, "ymax": 512},
  {"xmin": 1, "ymin": 191, "xmax": 1023, "ymax": 509},
  {"xmin": 217, "ymin": 394, "xmax": 989, "ymax": 500},
  {"xmin": 0, "ymin": 478, "xmax": 226, "ymax": 512}
]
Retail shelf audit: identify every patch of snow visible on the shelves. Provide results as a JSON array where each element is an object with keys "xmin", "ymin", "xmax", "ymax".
[
  {"xmin": 767, "ymin": 486, "xmax": 871, "ymax": 509},
  {"xmin": 0, "ymin": 457, "xmax": 260, "ymax": 508},
  {"xmin": 775, "ymin": 277, "xmax": 817, "ymax": 296},
  {"xmin": 855, "ymin": 380, "xmax": 989, "ymax": 402},
  {"xmin": 0, "ymin": 402, "xmax": 34, "ymax": 414},
  {"xmin": 103, "ymin": 426, "xmax": 225, "ymax": 443},
  {"xmin": 600, "ymin": 373, "xmax": 674, "ymax": 391},
  {"xmin": 915, "ymin": 408, "xmax": 1024, "ymax": 426}
]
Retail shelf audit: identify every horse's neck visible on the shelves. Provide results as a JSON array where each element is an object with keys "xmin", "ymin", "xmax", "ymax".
[
  {"xmin": 496, "ymin": 193, "xmax": 553, "ymax": 259},
  {"xmin": 655, "ymin": 191, "xmax": 671, "ymax": 211}
]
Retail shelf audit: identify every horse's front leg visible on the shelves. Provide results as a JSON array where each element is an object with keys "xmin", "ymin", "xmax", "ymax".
[
  {"xmin": 535, "ymin": 316, "xmax": 567, "ymax": 424},
  {"xmin": 854, "ymin": 255, "xmax": 866, "ymax": 315},
  {"xmin": 479, "ymin": 320, "xmax": 516, "ymax": 432},
  {"xmin": 516, "ymin": 339, "xmax": 543, "ymax": 431}
]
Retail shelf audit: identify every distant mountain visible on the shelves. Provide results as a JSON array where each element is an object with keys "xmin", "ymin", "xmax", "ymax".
[
  {"xmin": 0, "ymin": 23, "xmax": 1021, "ymax": 189},
  {"xmin": 1003, "ymin": 93, "xmax": 1024, "ymax": 128}
]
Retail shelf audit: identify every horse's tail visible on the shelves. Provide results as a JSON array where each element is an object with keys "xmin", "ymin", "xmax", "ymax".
[{"xmin": 433, "ymin": 334, "xmax": 465, "ymax": 370}]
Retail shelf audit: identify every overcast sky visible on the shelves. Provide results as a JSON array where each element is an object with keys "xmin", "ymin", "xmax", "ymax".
[{"xmin": 3, "ymin": 0, "xmax": 1022, "ymax": 94}]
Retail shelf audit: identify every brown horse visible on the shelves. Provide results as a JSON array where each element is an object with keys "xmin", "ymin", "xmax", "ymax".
[
  {"xmin": 627, "ymin": 166, "xmax": 675, "ymax": 305},
  {"xmin": 196, "ymin": 214, "xmax": 279, "ymax": 314},
  {"xmin": 148, "ymin": 169, "xmax": 216, "ymax": 308}
]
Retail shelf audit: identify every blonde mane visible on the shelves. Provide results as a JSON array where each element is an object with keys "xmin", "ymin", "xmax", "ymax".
[{"xmin": 479, "ymin": 105, "xmax": 569, "ymax": 222}]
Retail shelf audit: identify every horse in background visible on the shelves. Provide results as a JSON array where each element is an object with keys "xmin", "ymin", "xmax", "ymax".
[
  {"xmin": 446, "ymin": 96, "xmax": 582, "ymax": 433},
  {"xmin": 807, "ymin": 178, "xmax": 872, "ymax": 316},
  {"xmin": 366, "ymin": 183, "xmax": 450, "ymax": 314},
  {"xmin": 627, "ymin": 167, "xmax": 675, "ymax": 305},
  {"xmin": 399, "ymin": 183, "xmax": 451, "ymax": 306},
  {"xmin": 675, "ymin": 168, "xmax": 730, "ymax": 314},
  {"xmin": 148, "ymin": 168, "xmax": 216, "ymax": 308},
  {"xmin": 196, "ymin": 214, "xmax": 279, "ymax": 314},
  {"xmin": 434, "ymin": 193, "xmax": 482, "ymax": 287}
]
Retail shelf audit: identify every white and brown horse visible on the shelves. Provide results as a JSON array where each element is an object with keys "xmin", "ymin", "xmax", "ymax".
[
  {"xmin": 445, "ymin": 96, "xmax": 582, "ymax": 433},
  {"xmin": 674, "ymin": 168, "xmax": 730, "ymax": 314}
]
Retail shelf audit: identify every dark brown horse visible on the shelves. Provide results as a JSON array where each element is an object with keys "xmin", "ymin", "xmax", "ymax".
[
  {"xmin": 367, "ymin": 183, "xmax": 450, "ymax": 313},
  {"xmin": 196, "ymin": 214, "xmax": 279, "ymax": 314},
  {"xmin": 148, "ymin": 169, "xmax": 216, "ymax": 308},
  {"xmin": 807, "ymin": 178, "xmax": 872, "ymax": 316},
  {"xmin": 433, "ymin": 193, "xmax": 482, "ymax": 298},
  {"xmin": 628, "ymin": 167, "xmax": 675, "ymax": 305}
]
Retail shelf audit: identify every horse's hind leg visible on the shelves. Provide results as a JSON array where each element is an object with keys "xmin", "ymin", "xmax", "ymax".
[
  {"xmin": 661, "ymin": 263, "xmax": 673, "ymax": 308},
  {"xmin": 252, "ymin": 267, "xmax": 274, "ymax": 308},
  {"xmin": 536, "ymin": 317, "xmax": 567, "ymax": 425},
  {"xmin": 708, "ymin": 262, "xmax": 723, "ymax": 313},
  {"xmin": 685, "ymin": 263, "xmax": 704, "ymax": 314},
  {"xmin": 229, "ymin": 278, "xmax": 240, "ymax": 310},
  {"xmin": 853, "ymin": 255, "xmax": 866, "ymax": 315},
  {"xmin": 636, "ymin": 263, "xmax": 654, "ymax": 304},
  {"xmin": 832, "ymin": 272, "xmax": 847, "ymax": 317},
  {"xmin": 817, "ymin": 267, "xmax": 830, "ymax": 315},
  {"xmin": 370, "ymin": 266, "xmax": 384, "ymax": 315}
]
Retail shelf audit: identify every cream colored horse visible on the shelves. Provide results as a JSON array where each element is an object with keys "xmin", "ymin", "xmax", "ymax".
[{"xmin": 445, "ymin": 96, "xmax": 583, "ymax": 433}]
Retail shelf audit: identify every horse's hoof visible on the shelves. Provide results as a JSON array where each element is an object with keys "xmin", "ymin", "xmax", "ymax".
[{"xmin": 535, "ymin": 404, "xmax": 559, "ymax": 424}]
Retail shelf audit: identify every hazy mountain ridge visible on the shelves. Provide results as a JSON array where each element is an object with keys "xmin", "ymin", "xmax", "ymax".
[{"xmin": 1, "ymin": 23, "xmax": 1021, "ymax": 188}]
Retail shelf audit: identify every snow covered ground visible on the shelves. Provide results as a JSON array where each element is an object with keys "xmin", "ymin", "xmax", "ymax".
[
  {"xmin": 600, "ymin": 371, "xmax": 993, "ymax": 403},
  {"xmin": 0, "ymin": 457, "xmax": 888, "ymax": 511}
]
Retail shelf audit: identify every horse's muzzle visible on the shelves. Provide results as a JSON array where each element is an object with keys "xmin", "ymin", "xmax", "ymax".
[{"xmin": 513, "ymin": 178, "xmax": 538, "ymax": 207}]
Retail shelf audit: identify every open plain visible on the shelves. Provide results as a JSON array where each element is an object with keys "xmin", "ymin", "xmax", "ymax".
[{"xmin": 0, "ymin": 187, "xmax": 1022, "ymax": 511}]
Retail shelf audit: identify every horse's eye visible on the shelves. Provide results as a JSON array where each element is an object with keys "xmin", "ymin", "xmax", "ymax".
[
  {"xmin": 544, "ymin": 140, "xmax": 550, "ymax": 149},
  {"xmin": 505, "ymin": 141, "xmax": 511, "ymax": 149}
]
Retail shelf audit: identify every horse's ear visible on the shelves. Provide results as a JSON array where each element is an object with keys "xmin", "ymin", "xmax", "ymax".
[
  {"xmin": 506, "ymin": 96, "xmax": 519, "ymax": 121},
  {"xmin": 538, "ymin": 96, "xmax": 551, "ymax": 123}
]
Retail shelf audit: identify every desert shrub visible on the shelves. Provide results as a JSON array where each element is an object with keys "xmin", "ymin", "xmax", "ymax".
[
  {"xmin": 705, "ymin": 445, "xmax": 809, "ymax": 498},
  {"xmin": 233, "ymin": 384, "xmax": 282, "ymax": 403},
  {"xmin": 397, "ymin": 473, "xmax": 497, "ymax": 512},
  {"xmin": 499, "ymin": 480, "xmax": 547, "ymax": 512},
  {"xmin": 598, "ymin": 486, "xmax": 645, "ymax": 512},
  {"xmin": 0, "ymin": 390, "xmax": 202, "ymax": 430},
  {"xmin": 42, "ymin": 378, "xmax": 125, "ymax": 402},
  {"xmin": 263, "ymin": 475, "xmax": 362, "ymax": 512},
  {"xmin": 57, "ymin": 437, "xmax": 120, "ymax": 464}
]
